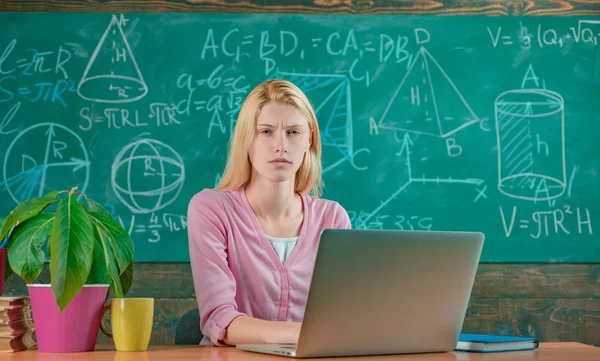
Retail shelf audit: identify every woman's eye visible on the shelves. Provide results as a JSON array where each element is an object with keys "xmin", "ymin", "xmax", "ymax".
[
  {"xmin": 260, "ymin": 129, "xmax": 272, "ymax": 134},
  {"xmin": 288, "ymin": 130, "xmax": 300, "ymax": 135}
]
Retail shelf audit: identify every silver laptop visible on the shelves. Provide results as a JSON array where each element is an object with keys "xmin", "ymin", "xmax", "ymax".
[{"xmin": 237, "ymin": 229, "xmax": 485, "ymax": 358}]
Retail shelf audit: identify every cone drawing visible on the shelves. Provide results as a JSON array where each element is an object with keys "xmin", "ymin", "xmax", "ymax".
[{"xmin": 78, "ymin": 14, "xmax": 148, "ymax": 103}]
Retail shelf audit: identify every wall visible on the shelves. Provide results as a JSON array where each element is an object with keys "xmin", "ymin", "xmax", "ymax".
[{"xmin": 1, "ymin": 0, "xmax": 599, "ymax": 347}]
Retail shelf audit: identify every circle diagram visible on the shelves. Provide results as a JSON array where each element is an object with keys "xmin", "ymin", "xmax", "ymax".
[
  {"xmin": 111, "ymin": 139, "xmax": 185, "ymax": 214},
  {"xmin": 3, "ymin": 123, "xmax": 90, "ymax": 204}
]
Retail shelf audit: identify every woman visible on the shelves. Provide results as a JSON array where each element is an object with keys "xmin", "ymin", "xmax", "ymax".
[{"xmin": 187, "ymin": 79, "xmax": 351, "ymax": 347}]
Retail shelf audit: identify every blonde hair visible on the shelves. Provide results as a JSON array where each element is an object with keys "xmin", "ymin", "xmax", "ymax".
[{"xmin": 216, "ymin": 79, "xmax": 323, "ymax": 197}]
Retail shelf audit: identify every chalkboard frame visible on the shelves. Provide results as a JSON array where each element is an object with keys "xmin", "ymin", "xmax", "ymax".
[{"xmin": 1, "ymin": 0, "xmax": 599, "ymax": 16}]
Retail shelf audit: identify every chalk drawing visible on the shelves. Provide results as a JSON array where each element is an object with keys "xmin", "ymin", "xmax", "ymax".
[
  {"xmin": 378, "ymin": 47, "xmax": 480, "ymax": 138},
  {"xmin": 275, "ymin": 71, "xmax": 368, "ymax": 172},
  {"xmin": 356, "ymin": 132, "xmax": 485, "ymax": 229},
  {"xmin": 78, "ymin": 14, "xmax": 148, "ymax": 103},
  {"xmin": 2, "ymin": 123, "xmax": 90, "ymax": 204},
  {"xmin": 111, "ymin": 138, "xmax": 185, "ymax": 214},
  {"xmin": 495, "ymin": 88, "xmax": 565, "ymax": 202}
]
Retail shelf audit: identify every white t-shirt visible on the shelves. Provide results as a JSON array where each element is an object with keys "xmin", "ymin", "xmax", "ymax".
[{"xmin": 266, "ymin": 234, "xmax": 299, "ymax": 264}]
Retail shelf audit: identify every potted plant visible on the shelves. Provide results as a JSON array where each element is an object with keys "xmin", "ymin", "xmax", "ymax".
[{"xmin": 0, "ymin": 186, "xmax": 134, "ymax": 353}]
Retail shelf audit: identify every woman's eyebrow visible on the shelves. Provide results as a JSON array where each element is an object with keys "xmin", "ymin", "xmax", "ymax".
[{"xmin": 256, "ymin": 123, "xmax": 304, "ymax": 128}]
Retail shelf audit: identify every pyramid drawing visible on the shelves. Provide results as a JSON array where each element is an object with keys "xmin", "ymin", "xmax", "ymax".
[
  {"xmin": 78, "ymin": 14, "xmax": 148, "ymax": 103},
  {"xmin": 276, "ymin": 72, "xmax": 353, "ymax": 161},
  {"xmin": 379, "ymin": 47, "xmax": 479, "ymax": 138}
]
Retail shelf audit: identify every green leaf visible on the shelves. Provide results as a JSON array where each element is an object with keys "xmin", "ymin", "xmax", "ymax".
[
  {"xmin": 0, "ymin": 191, "xmax": 60, "ymax": 241},
  {"xmin": 120, "ymin": 261, "xmax": 134, "ymax": 296},
  {"xmin": 7, "ymin": 214, "xmax": 54, "ymax": 283},
  {"xmin": 108, "ymin": 261, "xmax": 133, "ymax": 298},
  {"xmin": 93, "ymin": 225, "xmax": 123, "ymax": 297},
  {"xmin": 49, "ymin": 194, "xmax": 95, "ymax": 311},
  {"xmin": 46, "ymin": 239, "xmax": 51, "ymax": 261},
  {"xmin": 0, "ymin": 217, "xmax": 11, "ymax": 281},
  {"xmin": 86, "ymin": 240, "xmax": 112, "ymax": 285},
  {"xmin": 88, "ymin": 212, "xmax": 134, "ymax": 272},
  {"xmin": 85, "ymin": 198, "xmax": 112, "ymax": 217}
]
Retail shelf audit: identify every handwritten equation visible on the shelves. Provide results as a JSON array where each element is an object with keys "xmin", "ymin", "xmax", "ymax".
[
  {"xmin": 79, "ymin": 102, "xmax": 181, "ymax": 131},
  {"xmin": 0, "ymin": 40, "xmax": 75, "ymax": 107},
  {"xmin": 487, "ymin": 20, "xmax": 600, "ymax": 49},
  {"xmin": 118, "ymin": 212, "xmax": 187, "ymax": 244},
  {"xmin": 175, "ymin": 64, "xmax": 250, "ymax": 137},
  {"xmin": 195, "ymin": 27, "xmax": 433, "ymax": 86},
  {"xmin": 500, "ymin": 205, "xmax": 593, "ymax": 239},
  {"xmin": 350, "ymin": 209, "xmax": 433, "ymax": 231}
]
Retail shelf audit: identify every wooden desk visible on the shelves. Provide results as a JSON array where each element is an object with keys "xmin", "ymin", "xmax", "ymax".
[{"xmin": 2, "ymin": 343, "xmax": 599, "ymax": 360}]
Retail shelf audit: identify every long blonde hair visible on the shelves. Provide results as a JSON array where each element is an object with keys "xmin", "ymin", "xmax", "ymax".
[{"xmin": 216, "ymin": 79, "xmax": 323, "ymax": 197}]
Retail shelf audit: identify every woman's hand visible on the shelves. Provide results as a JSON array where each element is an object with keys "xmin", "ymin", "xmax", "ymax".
[
  {"xmin": 286, "ymin": 321, "xmax": 302, "ymax": 344},
  {"xmin": 223, "ymin": 316, "xmax": 303, "ymax": 345}
]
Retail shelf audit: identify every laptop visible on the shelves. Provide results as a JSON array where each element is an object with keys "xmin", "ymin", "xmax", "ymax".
[{"xmin": 237, "ymin": 228, "xmax": 485, "ymax": 358}]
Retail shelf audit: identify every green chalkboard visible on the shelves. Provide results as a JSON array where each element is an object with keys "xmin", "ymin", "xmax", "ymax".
[{"xmin": 1, "ymin": 13, "xmax": 599, "ymax": 262}]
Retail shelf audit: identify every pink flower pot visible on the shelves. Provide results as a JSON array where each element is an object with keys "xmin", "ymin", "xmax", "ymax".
[
  {"xmin": 0, "ymin": 248, "xmax": 6, "ymax": 295},
  {"xmin": 27, "ymin": 284, "xmax": 109, "ymax": 352}
]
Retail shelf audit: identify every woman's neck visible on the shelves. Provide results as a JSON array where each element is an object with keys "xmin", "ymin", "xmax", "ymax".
[{"xmin": 244, "ymin": 177, "xmax": 301, "ymax": 221}]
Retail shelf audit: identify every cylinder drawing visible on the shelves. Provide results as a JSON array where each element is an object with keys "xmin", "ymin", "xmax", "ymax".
[{"xmin": 494, "ymin": 89, "xmax": 565, "ymax": 201}]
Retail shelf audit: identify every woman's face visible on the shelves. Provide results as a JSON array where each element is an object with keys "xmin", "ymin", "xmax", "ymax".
[{"xmin": 249, "ymin": 101, "xmax": 312, "ymax": 185}]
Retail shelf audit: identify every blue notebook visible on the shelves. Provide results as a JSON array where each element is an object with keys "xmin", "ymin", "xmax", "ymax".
[{"xmin": 455, "ymin": 333, "xmax": 539, "ymax": 353}]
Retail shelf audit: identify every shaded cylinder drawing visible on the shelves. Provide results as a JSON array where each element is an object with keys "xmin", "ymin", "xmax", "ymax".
[{"xmin": 494, "ymin": 89, "xmax": 565, "ymax": 201}]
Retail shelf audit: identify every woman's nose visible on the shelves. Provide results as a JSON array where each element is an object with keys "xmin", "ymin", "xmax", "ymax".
[{"xmin": 274, "ymin": 130, "xmax": 288, "ymax": 153}]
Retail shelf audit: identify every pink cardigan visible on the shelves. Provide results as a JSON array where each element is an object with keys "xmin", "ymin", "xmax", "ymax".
[{"xmin": 187, "ymin": 186, "xmax": 351, "ymax": 346}]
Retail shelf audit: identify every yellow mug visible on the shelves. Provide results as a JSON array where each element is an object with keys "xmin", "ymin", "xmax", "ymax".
[{"xmin": 100, "ymin": 298, "xmax": 154, "ymax": 351}]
